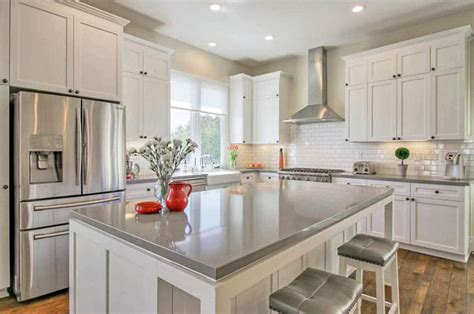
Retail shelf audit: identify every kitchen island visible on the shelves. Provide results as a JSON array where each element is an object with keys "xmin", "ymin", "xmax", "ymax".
[{"xmin": 69, "ymin": 180, "xmax": 394, "ymax": 313}]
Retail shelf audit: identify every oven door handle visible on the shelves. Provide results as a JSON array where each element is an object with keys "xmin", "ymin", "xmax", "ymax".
[
  {"xmin": 33, "ymin": 230, "xmax": 69, "ymax": 240},
  {"xmin": 33, "ymin": 196, "xmax": 121, "ymax": 211}
]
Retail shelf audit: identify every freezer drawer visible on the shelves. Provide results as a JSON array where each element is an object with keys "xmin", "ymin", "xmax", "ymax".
[
  {"xmin": 18, "ymin": 192, "xmax": 125, "ymax": 230},
  {"xmin": 15, "ymin": 225, "xmax": 69, "ymax": 301}
]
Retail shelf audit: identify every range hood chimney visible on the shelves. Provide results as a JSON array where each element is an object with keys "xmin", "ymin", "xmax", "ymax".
[{"xmin": 284, "ymin": 47, "xmax": 344, "ymax": 124}]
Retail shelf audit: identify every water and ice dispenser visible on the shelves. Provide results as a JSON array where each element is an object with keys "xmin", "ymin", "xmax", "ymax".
[{"xmin": 29, "ymin": 134, "xmax": 63, "ymax": 184}]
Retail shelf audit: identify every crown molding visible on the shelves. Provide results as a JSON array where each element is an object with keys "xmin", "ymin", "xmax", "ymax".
[{"xmin": 56, "ymin": 0, "xmax": 129, "ymax": 26}]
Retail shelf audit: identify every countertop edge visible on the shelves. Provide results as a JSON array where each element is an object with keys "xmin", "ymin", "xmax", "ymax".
[{"xmin": 332, "ymin": 173, "xmax": 471, "ymax": 186}]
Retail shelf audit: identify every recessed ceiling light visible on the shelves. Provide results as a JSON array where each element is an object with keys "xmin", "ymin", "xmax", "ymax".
[
  {"xmin": 208, "ymin": 42, "xmax": 217, "ymax": 47},
  {"xmin": 209, "ymin": 4, "xmax": 221, "ymax": 11},
  {"xmin": 264, "ymin": 35, "xmax": 274, "ymax": 41},
  {"xmin": 352, "ymin": 4, "xmax": 365, "ymax": 13}
]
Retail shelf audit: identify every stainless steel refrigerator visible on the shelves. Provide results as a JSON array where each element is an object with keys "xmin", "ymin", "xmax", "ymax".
[{"xmin": 12, "ymin": 91, "xmax": 126, "ymax": 301}]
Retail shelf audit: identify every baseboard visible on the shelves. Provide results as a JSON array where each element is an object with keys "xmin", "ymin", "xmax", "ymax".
[
  {"xmin": 399, "ymin": 243, "xmax": 468, "ymax": 263},
  {"xmin": 0, "ymin": 288, "xmax": 9, "ymax": 298}
]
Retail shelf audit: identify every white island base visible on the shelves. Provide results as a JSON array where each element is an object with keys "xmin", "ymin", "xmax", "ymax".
[{"xmin": 69, "ymin": 196, "xmax": 393, "ymax": 314}]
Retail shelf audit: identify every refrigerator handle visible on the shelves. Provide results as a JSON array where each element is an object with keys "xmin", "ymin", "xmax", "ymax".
[
  {"xmin": 82, "ymin": 107, "xmax": 90, "ymax": 186},
  {"xmin": 75, "ymin": 108, "xmax": 81, "ymax": 186}
]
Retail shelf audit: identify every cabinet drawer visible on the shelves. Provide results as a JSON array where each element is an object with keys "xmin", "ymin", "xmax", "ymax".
[
  {"xmin": 126, "ymin": 183, "xmax": 155, "ymax": 200},
  {"xmin": 411, "ymin": 183, "xmax": 465, "ymax": 202},
  {"xmin": 241, "ymin": 173, "xmax": 256, "ymax": 184},
  {"xmin": 258, "ymin": 173, "xmax": 278, "ymax": 182},
  {"xmin": 366, "ymin": 180, "xmax": 410, "ymax": 196},
  {"xmin": 332, "ymin": 178, "xmax": 367, "ymax": 186}
]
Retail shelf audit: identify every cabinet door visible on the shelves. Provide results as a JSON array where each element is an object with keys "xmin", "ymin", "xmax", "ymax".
[
  {"xmin": 430, "ymin": 68, "xmax": 465, "ymax": 140},
  {"xmin": 431, "ymin": 37, "xmax": 465, "ymax": 71},
  {"xmin": 254, "ymin": 78, "xmax": 279, "ymax": 100},
  {"xmin": 368, "ymin": 52, "xmax": 396, "ymax": 82},
  {"xmin": 410, "ymin": 198, "xmax": 465, "ymax": 254},
  {"xmin": 368, "ymin": 80, "xmax": 397, "ymax": 141},
  {"xmin": 397, "ymin": 74, "xmax": 430, "ymax": 140},
  {"xmin": 143, "ymin": 47, "xmax": 170, "ymax": 80},
  {"xmin": 368, "ymin": 196, "xmax": 410, "ymax": 244},
  {"xmin": 123, "ymin": 72, "xmax": 142, "ymax": 141},
  {"xmin": 397, "ymin": 44, "xmax": 430, "ymax": 77},
  {"xmin": 345, "ymin": 59, "xmax": 367, "ymax": 86},
  {"xmin": 242, "ymin": 78, "xmax": 253, "ymax": 144},
  {"xmin": 74, "ymin": 16, "xmax": 122, "ymax": 101},
  {"xmin": 345, "ymin": 84, "xmax": 367, "ymax": 141},
  {"xmin": 142, "ymin": 77, "xmax": 169, "ymax": 139},
  {"xmin": 253, "ymin": 97, "xmax": 279, "ymax": 144},
  {"xmin": 123, "ymin": 41, "xmax": 144, "ymax": 74},
  {"xmin": 229, "ymin": 76, "xmax": 252, "ymax": 144},
  {"xmin": 0, "ymin": 0, "xmax": 9, "ymax": 85},
  {"xmin": 0, "ymin": 86, "xmax": 9, "ymax": 291},
  {"xmin": 10, "ymin": 0, "xmax": 74, "ymax": 93}
]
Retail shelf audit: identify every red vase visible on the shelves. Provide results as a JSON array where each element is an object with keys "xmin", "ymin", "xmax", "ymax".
[{"xmin": 165, "ymin": 181, "xmax": 193, "ymax": 212}]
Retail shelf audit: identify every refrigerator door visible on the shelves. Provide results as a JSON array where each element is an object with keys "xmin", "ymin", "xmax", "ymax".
[
  {"xmin": 15, "ymin": 92, "xmax": 82, "ymax": 201},
  {"xmin": 81, "ymin": 100, "xmax": 125, "ymax": 195}
]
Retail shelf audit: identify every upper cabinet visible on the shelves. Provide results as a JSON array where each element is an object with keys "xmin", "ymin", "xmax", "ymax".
[
  {"xmin": 343, "ymin": 26, "xmax": 471, "ymax": 142},
  {"xmin": 0, "ymin": 0, "xmax": 9, "ymax": 85},
  {"xmin": 123, "ymin": 35, "xmax": 172, "ymax": 141},
  {"xmin": 229, "ymin": 74, "xmax": 253, "ymax": 144},
  {"xmin": 252, "ymin": 72, "xmax": 291, "ymax": 144},
  {"xmin": 229, "ymin": 71, "xmax": 291, "ymax": 145},
  {"xmin": 10, "ymin": 0, "xmax": 128, "ymax": 102}
]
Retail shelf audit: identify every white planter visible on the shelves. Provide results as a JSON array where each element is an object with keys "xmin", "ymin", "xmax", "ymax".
[{"xmin": 397, "ymin": 164, "xmax": 408, "ymax": 177}]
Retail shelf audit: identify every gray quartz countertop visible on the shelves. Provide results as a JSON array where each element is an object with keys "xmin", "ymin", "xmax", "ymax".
[
  {"xmin": 239, "ymin": 168, "xmax": 278, "ymax": 173},
  {"xmin": 332, "ymin": 172, "xmax": 471, "ymax": 186},
  {"xmin": 71, "ymin": 181, "xmax": 393, "ymax": 280},
  {"xmin": 127, "ymin": 172, "xmax": 208, "ymax": 185}
]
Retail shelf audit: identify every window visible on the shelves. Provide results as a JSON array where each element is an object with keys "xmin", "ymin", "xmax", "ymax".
[{"xmin": 170, "ymin": 72, "xmax": 228, "ymax": 167}]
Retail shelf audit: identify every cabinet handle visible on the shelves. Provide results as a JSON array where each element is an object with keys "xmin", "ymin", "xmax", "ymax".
[
  {"xmin": 345, "ymin": 83, "xmax": 348, "ymax": 86},
  {"xmin": 397, "ymin": 74, "xmax": 401, "ymax": 77},
  {"xmin": 2, "ymin": 185, "xmax": 8, "ymax": 190},
  {"xmin": 276, "ymin": 94, "xmax": 279, "ymax": 97},
  {"xmin": 146, "ymin": 188, "xmax": 151, "ymax": 192},
  {"xmin": 139, "ymin": 135, "xmax": 143, "ymax": 139},
  {"xmin": 243, "ymin": 140, "xmax": 246, "ymax": 143},
  {"xmin": 431, "ymin": 67, "xmax": 435, "ymax": 71},
  {"xmin": 276, "ymin": 140, "xmax": 279, "ymax": 143},
  {"xmin": 144, "ymin": 136, "xmax": 147, "ymax": 139},
  {"xmin": 246, "ymin": 177, "xmax": 250, "ymax": 179},
  {"xmin": 397, "ymin": 137, "xmax": 401, "ymax": 140},
  {"xmin": 392, "ymin": 137, "xmax": 396, "ymax": 140},
  {"xmin": 243, "ymin": 96, "xmax": 246, "ymax": 99},
  {"xmin": 411, "ymin": 198, "xmax": 415, "ymax": 201},
  {"xmin": 268, "ymin": 176, "xmax": 271, "ymax": 179},
  {"xmin": 435, "ymin": 190, "xmax": 439, "ymax": 194},
  {"xmin": 345, "ymin": 139, "xmax": 349, "ymax": 142},
  {"xmin": 392, "ymin": 75, "xmax": 396, "ymax": 78},
  {"xmin": 405, "ymin": 197, "xmax": 409, "ymax": 201},
  {"xmin": 346, "ymin": 182, "xmax": 351, "ymax": 185},
  {"xmin": 140, "ymin": 71, "xmax": 143, "ymax": 74},
  {"xmin": 144, "ymin": 72, "xmax": 148, "ymax": 75},
  {"xmin": 68, "ymin": 89, "xmax": 73, "ymax": 93},
  {"xmin": 2, "ymin": 78, "xmax": 7, "ymax": 84},
  {"xmin": 430, "ymin": 136, "xmax": 435, "ymax": 139},
  {"xmin": 75, "ymin": 90, "xmax": 80, "ymax": 94}
]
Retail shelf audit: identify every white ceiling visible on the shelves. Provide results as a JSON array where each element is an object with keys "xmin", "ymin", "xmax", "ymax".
[{"xmin": 113, "ymin": 0, "xmax": 474, "ymax": 65}]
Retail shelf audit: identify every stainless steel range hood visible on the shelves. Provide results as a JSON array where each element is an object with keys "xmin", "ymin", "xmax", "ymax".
[{"xmin": 284, "ymin": 47, "xmax": 344, "ymax": 124}]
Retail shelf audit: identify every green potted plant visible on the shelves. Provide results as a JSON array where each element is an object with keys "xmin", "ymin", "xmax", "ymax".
[{"xmin": 395, "ymin": 147, "xmax": 410, "ymax": 177}]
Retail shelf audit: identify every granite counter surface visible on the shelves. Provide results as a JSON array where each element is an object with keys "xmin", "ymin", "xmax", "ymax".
[{"xmin": 71, "ymin": 181, "xmax": 393, "ymax": 280}]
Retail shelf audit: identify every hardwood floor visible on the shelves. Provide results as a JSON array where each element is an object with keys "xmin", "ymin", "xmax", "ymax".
[{"xmin": 0, "ymin": 249, "xmax": 472, "ymax": 313}]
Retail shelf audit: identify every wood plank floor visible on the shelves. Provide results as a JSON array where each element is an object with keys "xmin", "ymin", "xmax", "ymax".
[{"xmin": 0, "ymin": 249, "xmax": 472, "ymax": 313}]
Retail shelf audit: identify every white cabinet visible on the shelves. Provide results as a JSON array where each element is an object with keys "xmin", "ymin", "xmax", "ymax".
[
  {"xmin": 430, "ymin": 36, "xmax": 465, "ymax": 71},
  {"xmin": 396, "ymin": 44, "xmax": 430, "ymax": 77},
  {"xmin": 368, "ymin": 80, "xmax": 397, "ymax": 141},
  {"xmin": 410, "ymin": 197, "xmax": 465, "ymax": 254},
  {"xmin": 0, "ymin": 0, "xmax": 9, "ymax": 85},
  {"xmin": 126, "ymin": 182, "xmax": 155, "ymax": 200},
  {"xmin": 73, "ymin": 16, "xmax": 122, "ymax": 101},
  {"xmin": 0, "ymin": 86, "xmax": 9, "ymax": 293},
  {"xmin": 252, "ymin": 72, "xmax": 290, "ymax": 144},
  {"xmin": 123, "ymin": 35, "xmax": 172, "ymax": 141},
  {"xmin": 241, "ymin": 173, "xmax": 256, "ymax": 184},
  {"xmin": 257, "ymin": 172, "xmax": 279, "ymax": 182},
  {"xmin": 332, "ymin": 178, "xmax": 366, "ymax": 186},
  {"xmin": 397, "ymin": 73, "xmax": 431, "ymax": 140},
  {"xmin": 10, "ymin": 0, "xmax": 127, "ymax": 101},
  {"xmin": 229, "ymin": 74, "xmax": 253, "ymax": 144},
  {"xmin": 430, "ymin": 67, "xmax": 465, "ymax": 140},
  {"xmin": 345, "ymin": 59, "xmax": 367, "ymax": 86},
  {"xmin": 368, "ymin": 52, "xmax": 396, "ymax": 82},
  {"xmin": 343, "ymin": 26, "xmax": 471, "ymax": 142},
  {"xmin": 10, "ymin": 0, "xmax": 74, "ymax": 94},
  {"xmin": 344, "ymin": 84, "xmax": 367, "ymax": 141}
]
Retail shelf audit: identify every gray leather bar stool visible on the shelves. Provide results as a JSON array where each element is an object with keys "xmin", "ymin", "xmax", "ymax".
[
  {"xmin": 337, "ymin": 234, "xmax": 400, "ymax": 314},
  {"xmin": 269, "ymin": 268, "xmax": 362, "ymax": 314}
]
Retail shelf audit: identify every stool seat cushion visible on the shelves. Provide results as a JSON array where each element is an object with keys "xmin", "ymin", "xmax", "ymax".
[
  {"xmin": 269, "ymin": 268, "xmax": 362, "ymax": 314},
  {"xmin": 338, "ymin": 234, "xmax": 399, "ymax": 266}
]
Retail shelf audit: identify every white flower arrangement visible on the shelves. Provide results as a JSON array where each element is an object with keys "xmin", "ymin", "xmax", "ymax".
[{"xmin": 128, "ymin": 137, "xmax": 198, "ymax": 199}]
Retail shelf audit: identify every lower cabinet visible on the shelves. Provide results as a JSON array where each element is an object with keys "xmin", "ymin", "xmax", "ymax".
[
  {"xmin": 410, "ymin": 197, "xmax": 465, "ymax": 254},
  {"xmin": 126, "ymin": 182, "xmax": 155, "ymax": 200}
]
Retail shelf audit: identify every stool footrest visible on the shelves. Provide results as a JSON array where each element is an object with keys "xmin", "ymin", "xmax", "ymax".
[{"xmin": 361, "ymin": 294, "xmax": 398, "ymax": 313}]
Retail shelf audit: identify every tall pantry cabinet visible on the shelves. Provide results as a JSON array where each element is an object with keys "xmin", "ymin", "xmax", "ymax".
[
  {"xmin": 0, "ymin": 0, "xmax": 9, "ymax": 297},
  {"xmin": 123, "ymin": 35, "xmax": 173, "ymax": 141}
]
